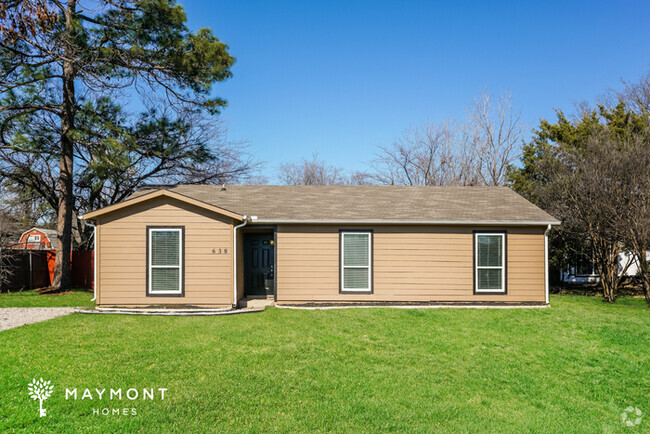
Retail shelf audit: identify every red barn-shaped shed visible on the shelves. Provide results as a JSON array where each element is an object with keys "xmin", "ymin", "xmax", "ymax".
[{"xmin": 12, "ymin": 228, "xmax": 59, "ymax": 250}]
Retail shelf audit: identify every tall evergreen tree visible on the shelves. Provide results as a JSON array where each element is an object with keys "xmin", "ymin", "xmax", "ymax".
[
  {"xmin": 0, "ymin": 1, "xmax": 235, "ymax": 290},
  {"xmin": 509, "ymin": 103, "xmax": 648, "ymax": 203}
]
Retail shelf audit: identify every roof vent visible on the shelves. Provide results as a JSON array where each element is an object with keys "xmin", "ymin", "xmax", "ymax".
[{"xmin": 220, "ymin": 184, "xmax": 226, "ymax": 191}]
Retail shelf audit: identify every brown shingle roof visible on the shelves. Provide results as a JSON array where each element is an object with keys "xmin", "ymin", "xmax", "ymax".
[{"xmin": 128, "ymin": 185, "xmax": 559, "ymax": 225}]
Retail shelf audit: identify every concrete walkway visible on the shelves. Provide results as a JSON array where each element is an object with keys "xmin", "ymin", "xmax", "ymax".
[{"xmin": 0, "ymin": 308, "xmax": 80, "ymax": 332}]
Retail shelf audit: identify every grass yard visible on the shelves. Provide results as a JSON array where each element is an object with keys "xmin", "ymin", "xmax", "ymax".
[
  {"xmin": 1, "ymin": 295, "xmax": 648, "ymax": 432},
  {"xmin": 0, "ymin": 290, "xmax": 94, "ymax": 308}
]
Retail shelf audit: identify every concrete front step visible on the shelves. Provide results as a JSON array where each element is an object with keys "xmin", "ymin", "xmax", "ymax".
[{"xmin": 238, "ymin": 297, "xmax": 275, "ymax": 309}]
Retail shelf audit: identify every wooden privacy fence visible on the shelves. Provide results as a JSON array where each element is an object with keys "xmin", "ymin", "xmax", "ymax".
[{"xmin": 0, "ymin": 250, "xmax": 93, "ymax": 292}]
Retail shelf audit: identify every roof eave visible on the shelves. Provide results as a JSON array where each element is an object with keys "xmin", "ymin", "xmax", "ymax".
[{"xmin": 252, "ymin": 219, "xmax": 561, "ymax": 226}]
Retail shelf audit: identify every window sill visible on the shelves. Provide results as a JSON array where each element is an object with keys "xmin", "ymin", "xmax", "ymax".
[{"xmin": 340, "ymin": 290, "xmax": 373, "ymax": 294}]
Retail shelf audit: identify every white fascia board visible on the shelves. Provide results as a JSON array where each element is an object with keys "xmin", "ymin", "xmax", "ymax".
[{"xmin": 252, "ymin": 219, "xmax": 561, "ymax": 226}]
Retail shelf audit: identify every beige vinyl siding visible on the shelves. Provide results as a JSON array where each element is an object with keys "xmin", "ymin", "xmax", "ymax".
[
  {"xmin": 96, "ymin": 196, "xmax": 234, "ymax": 307},
  {"xmin": 276, "ymin": 225, "xmax": 546, "ymax": 303}
]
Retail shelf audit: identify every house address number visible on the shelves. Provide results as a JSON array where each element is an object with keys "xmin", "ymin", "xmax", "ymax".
[{"xmin": 212, "ymin": 248, "xmax": 229, "ymax": 254}]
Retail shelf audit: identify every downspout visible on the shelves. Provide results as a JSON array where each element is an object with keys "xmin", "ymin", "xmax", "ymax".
[
  {"xmin": 84, "ymin": 220, "xmax": 98, "ymax": 303},
  {"xmin": 544, "ymin": 224, "xmax": 551, "ymax": 305},
  {"xmin": 233, "ymin": 216, "xmax": 248, "ymax": 308}
]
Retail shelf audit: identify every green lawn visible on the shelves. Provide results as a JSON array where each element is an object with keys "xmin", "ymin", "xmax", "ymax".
[
  {"xmin": 0, "ymin": 290, "xmax": 94, "ymax": 308},
  {"xmin": 1, "ymin": 295, "xmax": 648, "ymax": 432}
]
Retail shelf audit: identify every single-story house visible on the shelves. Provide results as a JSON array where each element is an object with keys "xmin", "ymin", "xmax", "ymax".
[
  {"xmin": 82, "ymin": 185, "xmax": 560, "ymax": 308},
  {"xmin": 10, "ymin": 227, "xmax": 58, "ymax": 250}
]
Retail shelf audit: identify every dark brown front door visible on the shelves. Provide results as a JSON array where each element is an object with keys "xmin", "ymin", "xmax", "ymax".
[{"xmin": 244, "ymin": 233, "xmax": 274, "ymax": 296}]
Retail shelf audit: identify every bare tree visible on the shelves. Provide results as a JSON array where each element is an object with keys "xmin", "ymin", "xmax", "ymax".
[
  {"xmin": 372, "ymin": 90, "xmax": 524, "ymax": 187},
  {"xmin": 1, "ymin": 111, "xmax": 259, "ymax": 250},
  {"xmin": 280, "ymin": 154, "xmax": 346, "ymax": 185},
  {"xmin": 279, "ymin": 154, "xmax": 373, "ymax": 186},
  {"xmin": 600, "ymin": 70, "xmax": 650, "ymax": 115},
  {"xmin": 616, "ymin": 129, "xmax": 650, "ymax": 305},
  {"xmin": 0, "ymin": 204, "xmax": 22, "ymax": 291},
  {"xmin": 371, "ymin": 121, "xmax": 477, "ymax": 186},
  {"xmin": 346, "ymin": 171, "xmax": 375, "ymax": 186},
  {"xmin": 466, "ymin": 90, "xmax": 525, "ymax": 186},
  {"xmin": 539, "ymin": 127, "xmax": 649, "ymax": 302},
  {"xmin": 617, "ymin": 71, "xmax": 650, "ymax": 114},
  {"xmin": 607, "ymin": 72, "xmax": 650, "ymax": 302}
]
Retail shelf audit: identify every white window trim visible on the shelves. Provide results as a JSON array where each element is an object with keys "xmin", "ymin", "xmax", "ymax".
[
  {"xmin": 28, "ymin": 234, "xmax": 41, "ymax": 242},
  {"xmin": 148, "ymin": 228, "xmax": 183, "ymax": 295},
  {"xmin": 474, "ymin": 232, "xmax": 506, "ymax": 293},
  {"xmin": 574, "ymin": 254, "xmax": 598, "ymax": 277},
  {"xmin": 340, "ymin": 231, "xmax": 372, "ymax": 293}
]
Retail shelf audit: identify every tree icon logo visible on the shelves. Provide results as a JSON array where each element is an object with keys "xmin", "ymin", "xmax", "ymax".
[{"xmin": 28, "ymin": 378, "xmax": 54, "ymax": 417}]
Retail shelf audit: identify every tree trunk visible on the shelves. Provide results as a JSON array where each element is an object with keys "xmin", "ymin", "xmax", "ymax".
[
  {"xmin": 52, "ymin": 0, "xmax": 76, "ymax": 291},
  {"xmin": 637, "ymin": 251, "xmax": 650, "ymax": 307},
  {"xmin": 594, "ymin": 243, "xmax": 619, "ymax": 303},
  {"xmin": 601, "ymin": 277, "xmax": 616, "ymax": 303},
  {"xmin": 642, "ymin": 278, "xmax": 650, "ymax": 307},
  {"xmin": 600, "ymin": 269, "xmax": 616, "ymax": 303}
]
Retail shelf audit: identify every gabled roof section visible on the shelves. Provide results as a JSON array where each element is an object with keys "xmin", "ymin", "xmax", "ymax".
[
  {"xmin": 19, "ymin": 227, "xmax": 57, "ymax": 240},
  {"xmin": 18, "ymin": 227, "xmax": 59, "ymax": 249},
  {"xmin": 82, "ymin": 189, "xmax": 243, "ymax": 221},
  {"xmin": 123, "ymin": 185, "xmax": 560, "ymax": 226}
]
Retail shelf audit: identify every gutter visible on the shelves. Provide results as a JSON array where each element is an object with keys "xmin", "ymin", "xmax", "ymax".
[
  {"xmin": 251, "ymin": 219, "xmax": 561, "ymax": 226},
  {"xmin": 544, "ymin": 224, "xmax": 551, "ymax": 305},
  {"xmin": 233, "ymin": 216, "xmax": 248, "ymax": 308}
]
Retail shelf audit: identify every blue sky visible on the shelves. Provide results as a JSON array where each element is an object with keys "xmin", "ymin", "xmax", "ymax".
[{"xmin": 182, "ymin": 0, "xmax": 650, "ymax": 180}]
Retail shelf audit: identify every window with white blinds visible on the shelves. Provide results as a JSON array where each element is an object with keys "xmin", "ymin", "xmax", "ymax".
[
  {"xmin": 341, "ymin": 232, "xmax": 372, "ymax": 293},
  {"xmin": 148, "ymin": 228, "xmax": 183, "ymax": 295},
  {"xmin": 475, "ymin": 232, "xmax": 505, "ymax": 293}
]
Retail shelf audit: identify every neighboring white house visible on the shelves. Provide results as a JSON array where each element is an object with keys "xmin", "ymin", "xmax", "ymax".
[{"xmin": 561, "ymin": 250, "xmax": 650, "ymax": 283}]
